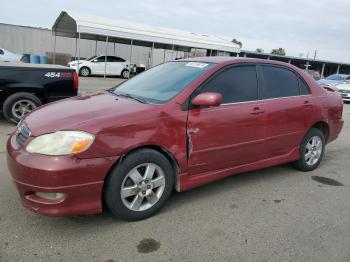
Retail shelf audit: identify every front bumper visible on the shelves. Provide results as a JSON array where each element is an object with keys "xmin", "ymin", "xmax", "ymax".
[{"xmin": 7, "ymin": 134, "xmax": 118, "ymax": 216}]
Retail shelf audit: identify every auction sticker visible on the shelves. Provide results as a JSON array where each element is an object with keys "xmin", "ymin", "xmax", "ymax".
[{"xmin": 185, "ymin": 62, "xmax": 209, "ymax": 68}]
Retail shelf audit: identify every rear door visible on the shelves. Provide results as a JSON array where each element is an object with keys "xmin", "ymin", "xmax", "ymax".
[
  {"xmin": 106, "ymin": 56, "xmax": 124, "ymax": 75},
  {"xmin": 187, "ymin": 64, "xmax": 267, "ymax": 175},
  {"xmin": 260, "ymin": 64, "xmax": 313, "ymax": 158}
]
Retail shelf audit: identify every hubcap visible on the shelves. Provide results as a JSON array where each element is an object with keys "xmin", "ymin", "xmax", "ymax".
[
  {"xmin": 305, "ymin": 136, "xmax": 322, "ymax": 166},
  {"xmin": 120, "ymin": 163, "xmax": 166, "ymax": 211},
  {"xmin": 123, "ymin": 70, "xmax": 129, "ymax": 78},
  {"xmin": 81, "ymin": 68, "xmax": 89, "ymax": 76},
  {"xmin": 11, "ymin": 99, "xmax": 36, "ymax": 119}
]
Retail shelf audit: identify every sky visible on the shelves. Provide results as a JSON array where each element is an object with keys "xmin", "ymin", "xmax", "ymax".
[{"xmin": 1, "ymin": 0, "xmax": 349, "ymax": 63}]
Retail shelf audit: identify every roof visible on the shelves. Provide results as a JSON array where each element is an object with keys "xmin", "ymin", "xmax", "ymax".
[{"xmin": 52, "ymin": 11, "xmax": 240, "ymax": 53}]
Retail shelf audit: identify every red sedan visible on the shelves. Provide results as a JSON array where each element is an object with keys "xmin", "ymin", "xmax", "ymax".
[{"xmin": 7, "ymin": 57, "xmax": 344, "ymax": 221}]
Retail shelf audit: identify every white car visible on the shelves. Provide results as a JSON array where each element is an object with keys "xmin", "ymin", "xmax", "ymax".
[
  {"xmin": 336, "ymin": 83, "xmax": 350, "ymax": 102},
  {"xmin": 0, "ymin": 48, "xmax": 23, "ymax": 62},
  {"xmin": 68, "ymin": 55, "xmax": 130, "ymax": 78}
]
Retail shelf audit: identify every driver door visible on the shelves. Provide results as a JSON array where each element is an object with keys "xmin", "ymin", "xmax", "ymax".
[{"xmin": 187, "ymin": 65, "xmax": 267, "ymax": 175}]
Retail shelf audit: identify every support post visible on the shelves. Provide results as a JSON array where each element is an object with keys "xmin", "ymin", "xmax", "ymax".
[
  {"xmin": 321, "ymin": 63, "xmax": 326, "ymax": 78},
  {"xmin": 210, "ymin": 49, "xmax": 212, "ymax": 56},
  {"xmin": 74, "ymin": 37, "xmax": 77, "ymax": 60},
  {"xmin": 53, "ymin": 33, "xmax": 57, "ymax": 64},
  {"xmin": 129, "ymin": 39, "xmax": 133, "ymax": 63},
  {"xmin": 149, "ymin": 42, "xmax": 154, "ymax": 68},
  {"xmin": 114, "ymin": 42, "xmax": 116, "ymax": 55},
  {"xmin": 104, "ymin": 36, "xmax": 108, "ymax": 79},
  {"xmin": 171, "ymin": 45, "xmax": 174, "ymax": 59},
  {"xmin": 194, "ymin": 48, "xmax": 197, "ymax": 57},
  {"xmin": 336, "ymin": 64, "xmax": 340, "ymax": 74},
  {"xmin": 288, "ymin": 59, "xmax": 291, "ymax": 64},
  {"xmin": 95, "ymin": 39, "xmax": 98, "ymax": 56},
  {"xmin": 77, "ymin": 33, "xmax": 81, "ymax": 74},
  {"xmin": 163, "ymin": 46, "xmax": 166, "ymax": 63}
]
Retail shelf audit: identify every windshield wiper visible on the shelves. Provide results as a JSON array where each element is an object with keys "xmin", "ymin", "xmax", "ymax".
[{"xmin": 115, "ymin": 93, "xmax": 147, "ymax": 104}]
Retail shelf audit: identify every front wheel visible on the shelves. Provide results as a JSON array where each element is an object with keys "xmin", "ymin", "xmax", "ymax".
[
  {"xmin": 104, "ymin": 149, "xmax": 174, "ymax": 221},
  {"xmin": 293, "ymin": 128, "xmax": 325, "ymax": 171}
]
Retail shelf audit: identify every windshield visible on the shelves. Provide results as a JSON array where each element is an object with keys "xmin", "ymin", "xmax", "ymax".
[
  {"xmin": 326, "ymin": 74, "xmax": 347, "ymax": 81},
  {"xmin": 113, "ymin": 61, "xmax": 214, "ymax": 104},
  {"xmin": 86, "ymin": 55, "xmax": 97, "ymax": 61}
]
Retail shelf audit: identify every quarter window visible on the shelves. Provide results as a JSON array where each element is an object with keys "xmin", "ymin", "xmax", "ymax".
[
  {"xmin": 196, "ymin": 65, "xmax": 258, "ymax": 104},
  {"xmin": 0, "ymin": 49, "xmax": 4, "ymax": 55},
  {"xmin": 261, "ymin": 65, "xmax": 299, "ymax": 99}
]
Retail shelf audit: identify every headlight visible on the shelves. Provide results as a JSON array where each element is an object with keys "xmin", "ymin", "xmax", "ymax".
[{"xmin": 26, "ymin": 131, "xmax": 94, "ymax": 156}]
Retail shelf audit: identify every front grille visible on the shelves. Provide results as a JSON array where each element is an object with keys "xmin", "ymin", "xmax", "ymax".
[
  {"xmin": 16, "ymin": 123, "xmax": 31, "ymax": 146},
  {"xmin": 339, "ymin": 89, "xmax": 350, "ymax": 94}
]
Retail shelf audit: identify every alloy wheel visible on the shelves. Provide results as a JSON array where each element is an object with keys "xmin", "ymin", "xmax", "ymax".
[
  {"xmin": 120, "ymin": 163, "xmax": 166, "ymax": 211},
  {"xmin": 11, "ymin": 99, "xmax": 36, "ymax": 119},
  {"xmin": 304, "ymin": 135, "xmax": 323, "ymax": 166}
]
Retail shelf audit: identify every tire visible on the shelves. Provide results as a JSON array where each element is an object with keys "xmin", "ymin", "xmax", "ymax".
[
  {"xmin": 79, "ymin": 67, "xmax": 91, "ymax": 77},
  {"xmin": 2, "ymin": 92, "xmax": 42, "ymax": 124},
  {"xmin": 293, "ymin": 128, "xmax": 325, "ymax": 171},
  {"xmin": 121, "ymin": 69, "xmax": 130, "ymax": 79},
  {"xmin": 104, "ymin": 149, "xmax": 174, "ymax": 221}
]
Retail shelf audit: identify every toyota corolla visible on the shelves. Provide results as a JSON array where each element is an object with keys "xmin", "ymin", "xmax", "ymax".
[{"xmin": 7, "ymin": 57, "xmax": 344, "ymax": 221}]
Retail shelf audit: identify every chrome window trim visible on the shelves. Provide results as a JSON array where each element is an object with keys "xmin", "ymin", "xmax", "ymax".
[{"xmin": 219, "ymin": 94, "xmax": 312, "ymax": 107}]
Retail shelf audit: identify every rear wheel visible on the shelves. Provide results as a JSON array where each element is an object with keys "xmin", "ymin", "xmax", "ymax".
[
  {"xmin": 79, "ymin": 67, "xmax": 91, "ymax": 77},
  {"xmin": 293, "ymin": 128, "xmax": 325, "ymax": 171},
  {"xmin": 2, "ymin": 92, "xmax": 42, "ymax": 124},
  {"xmin": 104, "ymin": 149, "xmax": 174, "ymax": 221},
  {"xmin": 121, "ymin": 69, "xmax": 130, "ymax": 79}
]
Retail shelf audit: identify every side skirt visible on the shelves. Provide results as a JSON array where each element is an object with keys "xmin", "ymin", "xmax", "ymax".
[{"xmin": 178, "ymin": 147, "xmax": 300, "ymax": 192}]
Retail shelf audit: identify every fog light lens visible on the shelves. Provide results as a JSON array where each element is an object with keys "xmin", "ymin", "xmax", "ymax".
[{"xmin": 35, "ymin": 192, "xmax": 65, "ymax": 200}]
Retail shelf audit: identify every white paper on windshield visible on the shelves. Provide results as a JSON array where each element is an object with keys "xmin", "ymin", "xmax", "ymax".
[{"xmin": 185, "ymin": 62, "xmax": 209, "ymax": 69}]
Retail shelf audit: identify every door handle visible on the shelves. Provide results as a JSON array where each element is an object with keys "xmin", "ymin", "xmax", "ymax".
[
  {"xmin": 304, "ymin": 100, "xmax": 312, "ymax": 105},
  {"xmin": 250, "ymin": 107, "xmax": 265, "ymax": 115}
]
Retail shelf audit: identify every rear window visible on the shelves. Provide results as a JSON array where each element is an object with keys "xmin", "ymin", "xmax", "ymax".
[{"xmin": 261, "ymin": 65, "xmax": 299, "ymax": 99}]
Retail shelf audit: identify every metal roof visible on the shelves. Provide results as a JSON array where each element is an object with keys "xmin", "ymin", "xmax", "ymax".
[{"xmin": 52, "ymin": 10, "xmax": 240, "ymax": 53}]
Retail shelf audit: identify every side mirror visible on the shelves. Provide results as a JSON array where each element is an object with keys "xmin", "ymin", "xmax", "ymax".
[
  {"xmin": 192, "ymin": 92, "xmax": 222, "ymax": 107},
  {"xmin": 92, "ymin": 59, "xmax": 98, "ymax": 63}
]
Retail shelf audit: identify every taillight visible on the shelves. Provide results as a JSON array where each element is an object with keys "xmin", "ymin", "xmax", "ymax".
[{"xmin": 73, "ymin": 71, "xmax": 79, "ymax": 92}]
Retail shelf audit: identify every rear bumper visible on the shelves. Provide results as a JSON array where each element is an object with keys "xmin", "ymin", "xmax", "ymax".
[{"xmin": 7, "ymin": 135, "xmax": 118, "ymax": 216}]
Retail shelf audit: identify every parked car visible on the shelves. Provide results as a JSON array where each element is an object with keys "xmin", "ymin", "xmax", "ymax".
[
  {"xmin": 0, "ymin": 48, "xmax": 23, "ymax": 62},
  {"xmin": 68, "ymin": 55, "xmax": 130, "ymax": 78},
  {"xmin": 317, "ymin": 73, "xmax": 350, "ymax": 86},
  {"xmin": 0, "ymin": 62, "xmax": 78, "ymax": 123},
  {"xmin": 336, "ymin": 83, "xmax": 350, "ymax": 102},
  {"xmin": 7, "ymin": 57, "xmax": 343, "ymax": 221},
  {"xmin": 304, "ymin": 69, "xmax": 321, "ymax": 80}
]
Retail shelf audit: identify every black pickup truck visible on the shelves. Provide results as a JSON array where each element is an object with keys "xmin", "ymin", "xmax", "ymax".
[{"xmin": 0, "ymin": 62, "xmax": 78, "ymax": 124}]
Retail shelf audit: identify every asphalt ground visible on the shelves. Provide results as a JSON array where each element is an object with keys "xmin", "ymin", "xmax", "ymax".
[{"xmin": 0, "ymin": 77, "xmax": 349, "ymax": 262}]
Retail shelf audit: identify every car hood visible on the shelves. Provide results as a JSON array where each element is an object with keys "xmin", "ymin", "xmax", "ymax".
[
  {"xmin": 317, "ymin": 79, "xmax": 344, "ymax": 86},
  {"xmin": 337, "ymin": 84, "xmax": 350, "ymax": 90},
  {"xmin": 24, "ymin": 93, "xmax": 157, "ymax": 136}
]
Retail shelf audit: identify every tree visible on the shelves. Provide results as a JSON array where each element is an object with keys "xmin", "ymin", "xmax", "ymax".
[
  {"xmin": 256, "ymin": 48, "xmax": 264, "ymax": 53},
  {"xmin": 231, "ymin": 38, "xmax": 242, "ymax": 48},
  {"xmin": 271, "ymin": 48, "xmax": 286, "ymax": 56}
]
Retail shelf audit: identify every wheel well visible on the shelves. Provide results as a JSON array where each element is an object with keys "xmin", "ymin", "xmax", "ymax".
[
  {"xmin": 312, "ymin": 122, "xmax": 330, "ymax": 142},
  {"xmin": 103, "ymin": 145, "xmax": 180, "ymax": 193},
  {"xmin": 1, "ymin": 89, "xmax": 46, "ymax": 105}
]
